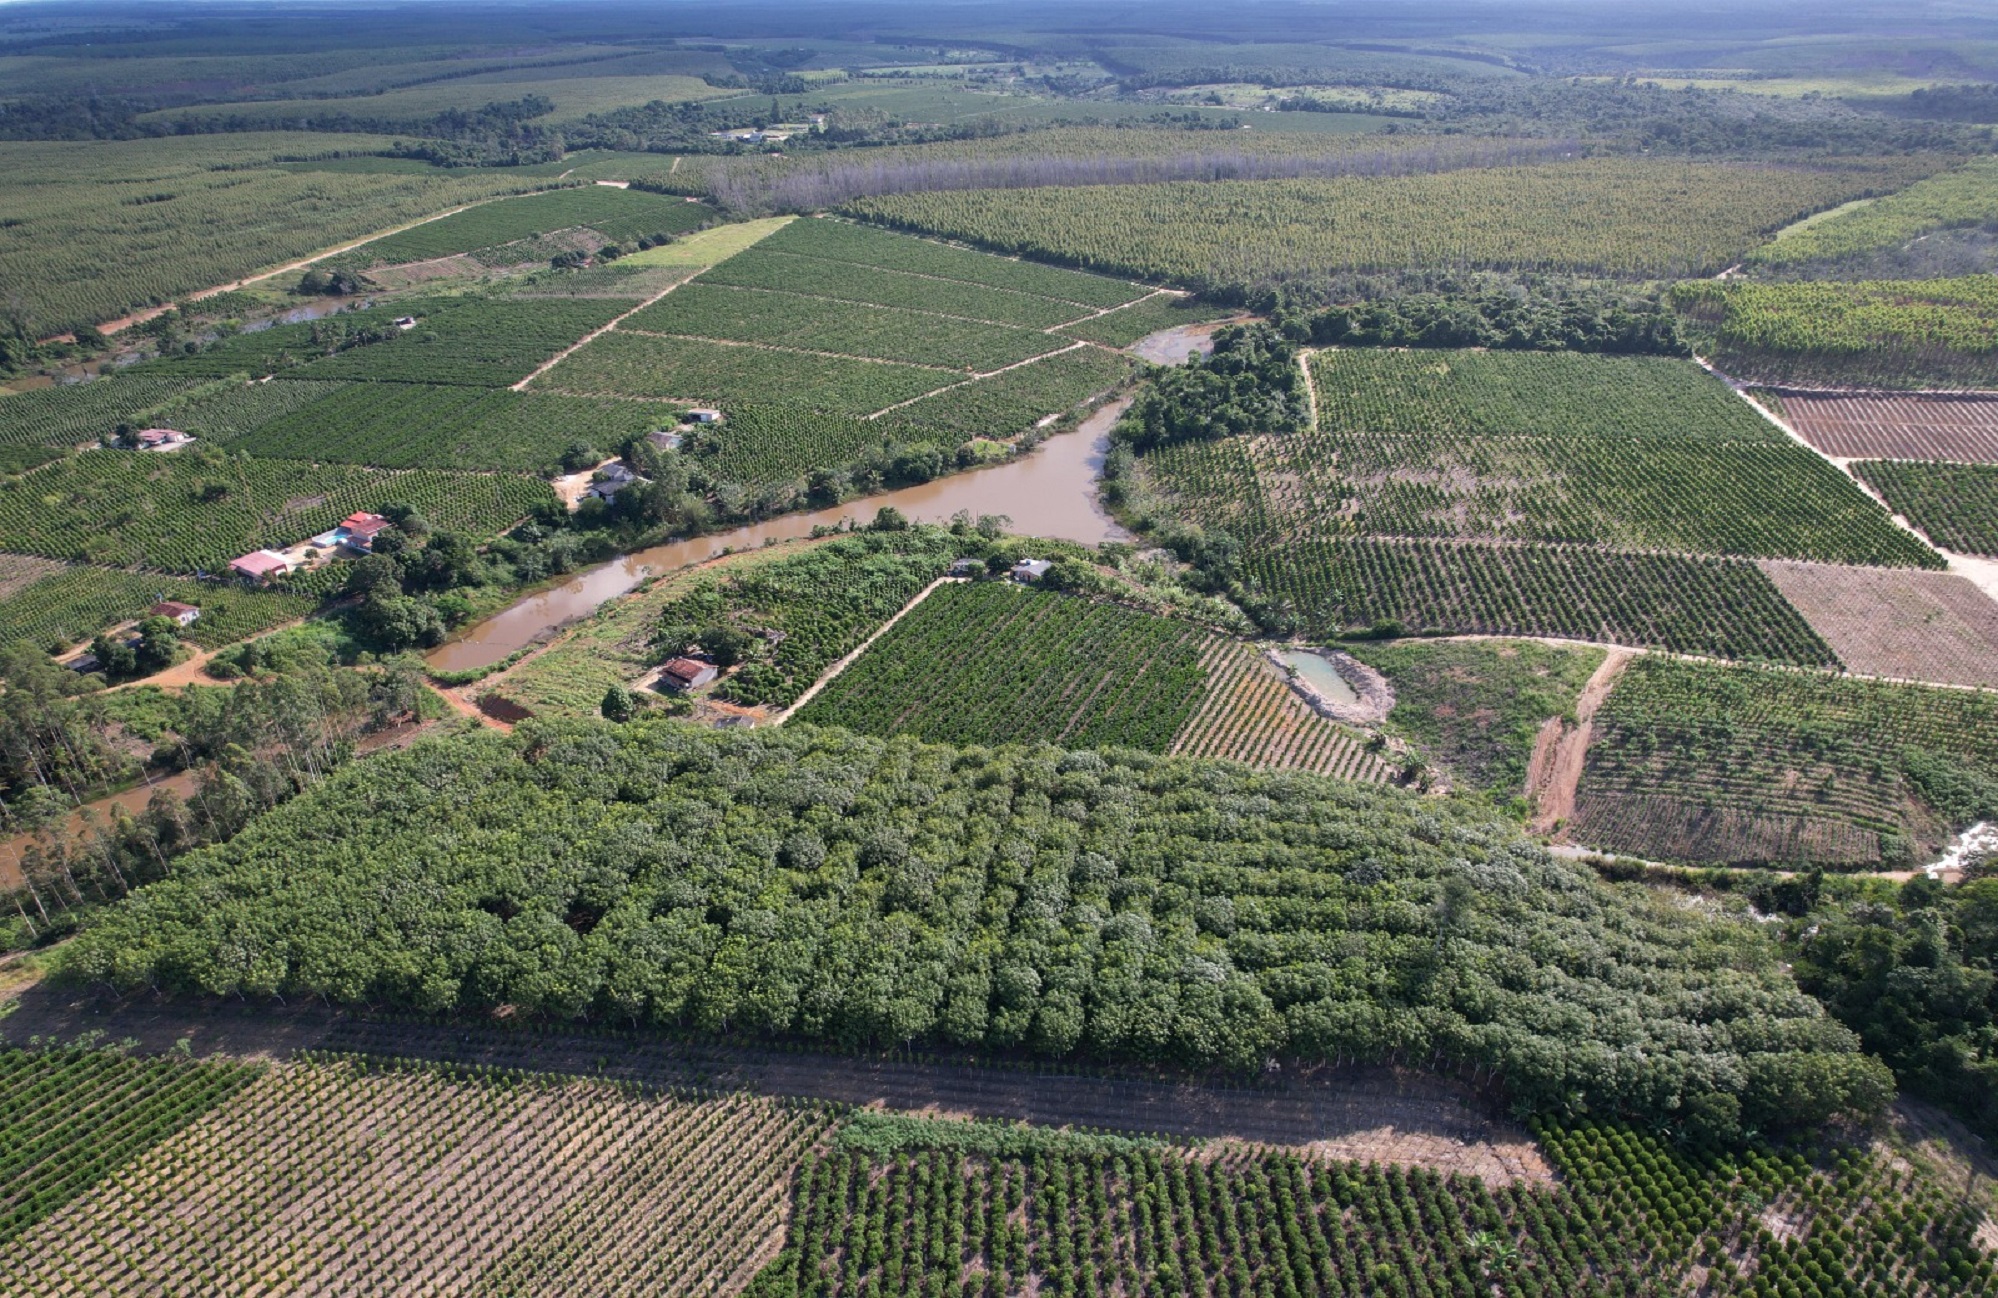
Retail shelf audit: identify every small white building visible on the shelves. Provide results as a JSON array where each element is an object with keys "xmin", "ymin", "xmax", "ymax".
[
  {"xmin": 148, "ymin": 600, "xmax": 201, "ymax": 628},
  {"xmin": 655, "ymin": 657, "xmax": 720, "ymax": 693},
  {"xmin": 1010, "ymin": 559, "xmax": 1054, "ymax": 583},
  {"xmin": 686, "ymin": 409, "xmax": 722, "ymax": 424}
]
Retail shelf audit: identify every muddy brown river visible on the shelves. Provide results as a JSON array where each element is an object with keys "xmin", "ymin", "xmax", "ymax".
[{"xmin": 425, "ymin": 399, "xmax": 1133, "ymax": 674}]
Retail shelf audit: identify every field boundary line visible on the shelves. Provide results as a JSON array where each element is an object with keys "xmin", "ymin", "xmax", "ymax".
[
  {"xmin": 1299, "ymin": 347, "xmax": 1321, "ymax": 428},
  {"xmin": 862, "ymin": 341, "xmax": 1094, "ymax": 420},
  {"xmin": 775, "ymin": 577, "xmax": 961, "ymax": 722},
  {"xmin": 614, "ymin": 329, "xmax": 966, "ymax": 374},
  {"xmin": 510, "ymin": 274, "xmax": 701, "ymax": 391},
  {"xmin": 1054, "ymin": 287, "xmax": 1171, "ymax": 331}
]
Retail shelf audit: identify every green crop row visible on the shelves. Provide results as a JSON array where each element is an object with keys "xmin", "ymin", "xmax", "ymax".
[
  {"xmin": 343, "ymin": 187, "xmax": 710, "ymax": 266},
  {"xmin": 0, "ymin": 450, "xmax": 553, "ymax": 573},
  {"xmin": 1057, "ymin": 294, "xmax": 1238, "ymax": 348},
  {"xmin": 1671, "ymin": 277, "xmax": 1998, "ymax": 389},
  {"xmin": 1746, "ymin": 156, "xmax": 1998, "ymax": 271},
  {"xmin": 296, "ymin": 297, "xmax": 639, "ymax": 386},
  {"xmin": 842, "ymin": 156, "xmax": 1944, "ymax": 288},
  {"xmin": 1856, "ymin": 459, "xmax": 1998, "ymax": 557},
  {"xmin": 627, "ymin": 282, "xmax": 1067, "ymax": 372},
  {"xmin": 1245, "ymin": 538, "xmax": 1839, "ymax": 665},
  {"xmin": 876, "ymin": 346, "xmax": 1136, "ymax": 442},
  {"xmin": 0, "ymin": 377, "xmax": 206, "ymax": 451},
  {"xmin": 229, "ymin": 382, "xmax": 668, "ymax": 472},
  {"xmin": 758, "ymin": 217, "xmax": 1149, "ymax": 309},
  {"xmin": 794, "ymin": 582, "xmax": 1211, "ymax": 751},
  {"xmin": 1140, "ymin": 350, "xmax": 1934, "ymax": 569},
  {"xmin": 0, "ymin": 1047, "xmax": 261, "ymax": 1248},
  {"xmin": 541, "ymin": 331, "xmax": 951, "ymax": 413},
  {"xmin": 700, "ymin": 248, "xmax": 1091, "ymax": 330},
  {"xmin": 753, "ymin": 1119, "xmax": 1989, "ymax": 1298}
]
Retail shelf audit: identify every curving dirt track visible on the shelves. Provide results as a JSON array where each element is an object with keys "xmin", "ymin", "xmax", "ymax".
[{"xmin": 1528, "ymin": 648, "xmax": 1633, "ymax": 836}]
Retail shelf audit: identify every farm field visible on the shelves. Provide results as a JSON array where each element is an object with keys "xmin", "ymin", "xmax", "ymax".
[
  {"xmin": 626, "ymin": 282, "xmax": 1069, "ymax": 371},
  {"xmin": 1170, "ymin": 638, "xmax": 1394, "ymax": 780},
  {"xmin": 1341, "ymin": 638, "xmax": 1607, "ymax": 793},
  {"xmin": 227, "ymin": 384, "xmax": 668, "ymax": 472},
  {"xmin": 138, "ymin": 72, "xmax": 737, "ymax": 129},
  {"xmin": 1763, "ymin": 391, "xmax": 1998, "ymax": 463},
  {"xmin": 760, "ymin": 1114, "xmax": 1992, "ymax": 1298},
  {"xmin": 755, "ymin": 218, "xmax": 1150, "ymax": 310},
  {"xmin": 336, "ymin": 186, "xmax": 712, "ymax": 267},
  {"xmin": 1244, "ymin": 539, "xmax": 1841, "ymax": 664},
  {"xmin": 0, "ymin": 133, "xmax": 537, "ymax": 335},
  {"xmin": 141, "ymin": 299, "xmax": 459, "ymax": 378},
  {"xmin": 0, "ymin": 564, "xmax": 314, "ymax": 652},
  {"xmin": 1570, "ymin": 655, "xmax": 1998, "ymax": 866},
  {"xmin": 294, "ymin": 297, "xmax": 641, "ymax": 386},
  {"xmin": 0, "ymin": 1047, "xmax": 261, "ymax": 1249},
  {"xmin": 1672, "ymin": 277, "xmax": 1998, "ymax": 389},
  {"xmin": 1855, "ymin": 460, "xmax": 1998, "ymax": 556},
  {"xmin": 792, "ymin": 581, "xmax": 1211, "ymax": 752},
  {"xmin": 842, "ymin": 156, "xmax": 1945, "ymax": 287},
  {"xmin": 1760, "ymin": 560, "xmax": 1998, "ymax": 689},
  {"xmin": 0, "ymin": 1052, "xmax": 828, "ymax": 1297},
  {"xmin": 0, "ymin": 451, "xmax": 553, "ymax": 572},
  {"xmin": 540, "ymin": 330, "xmax": 951, "ymax": 411},
  {"xmin": 698, "ymin": 248, "xmax": 1102, "ymax": 330},
  {"xmin": 1057, "ymin": 293, "xmax": 1237, "ymax": 347},
  {"xmin": 1144, "ymin": 349, "xmax": 1937, "ymax": 568},
  {"xmin": 0, "ymin": 376, "xmax": 207, "ymax": 459},
  {"xmin": 1744, "ymin": 155, "xmax": 1998, "ymax": 274},
  {"xmin": 873, "ymin": 346, "xmax": 1136, "ymax": 442}
]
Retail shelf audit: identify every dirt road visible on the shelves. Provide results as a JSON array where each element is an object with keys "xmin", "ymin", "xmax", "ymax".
[
  {"xmin": 0, "ymin": 983, "xmax": 1550, "ymax": 1184},
  {"xmin": 1527, "ymin": 648, "xmax": 1633, "ymax": 836}
]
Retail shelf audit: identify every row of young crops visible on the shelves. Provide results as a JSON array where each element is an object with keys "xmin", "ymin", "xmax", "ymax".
[
  {"xmin": 224, "ymin": 382, "xmax": 666, "ymax": 472},
  {"xmin": 1243, "ymin": 539, "xmax": 1840, "ymax": 665},
  {"xmin": 0, "ymin": 377, "xmax": 205, "ymax": 452},
  {"xmin": 1855, "ymin": 459, "xmax": 1998, "ymax": 557},
  {"xmin": 755, "ymin": 219, "xmax": 1149, "ymax": 312},
  {"xmin": 545, "ymin": 330, "xmax": 951, "ymax": 412},
  {"xmin": 0, "ymin": 451, "xmax": 554, "ymax": 573},
  {"xmin": 1742, "ymin": 156, "xmax": 1998, "ymax": 273},
  {"xmin": 749, "ymin": 1117, "xmax": 1989, "ymax": 1298},
  {"xmin": 1168, "ymin": 638, "xmax": 1394, "ymax": 781},
  {"xmin": 630, "ymin": 282, "xmax": 1070, "ymax": 373},
  {"xmin": 793, "ymin": 581, "xmax": 1210, "ymax": 752},
  {"xmin": 1671, "ymin": 277, "xmax": 1998, "ymax": 389},
  {"xmin": 0, "ymin": 1047, "xmax": 261, "ymax": 1248},
  {"xmin": 0, "ymin": 1051, "xmax": 830, "ymax": 1296},
  {"xmin": 699, "ymin": 249, "xmax": 1098, "ymax": 332},
  {"xmin": 1574, "ymin": 655, "xmax": 1998, "ymax": 866},
  {"xmin": 334, "ymin": 186, "xmax": 711, "ymax": 267},
  {"xmin": 842, "ymin": 156, "xmax": 1943, "ymax": 287},
  {"xmin": 1138, "ymin": 350, "xmax": 1937, "ymax": 568}
]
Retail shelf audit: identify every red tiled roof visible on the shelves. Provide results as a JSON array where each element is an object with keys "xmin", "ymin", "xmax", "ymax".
[
  {"xmin": 661, "ymin": 657, "xmax": 712, "ymax": 684},
  {"xmin": 339, "ymin": 512, "xmax": 391, "ymax": 539},
  {"xmin": 149, "ymin": 601, "xmax": 199, "ymax": 618}
]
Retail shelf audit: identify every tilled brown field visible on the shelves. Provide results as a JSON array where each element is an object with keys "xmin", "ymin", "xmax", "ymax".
[
  {"xmin": 1760, "ymin": 560, "xmax": 1998, "ymax": 689},
  {"xmin": 1, "ymin": 987, "xmax": 1549, "ymax": 1188},
  {"xmin": 1771, "ymin": 391, "xmax": 1998, "ymax": 463}
]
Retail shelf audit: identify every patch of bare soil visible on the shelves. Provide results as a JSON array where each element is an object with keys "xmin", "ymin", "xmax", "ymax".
[
  {"xmin": 1776, "ymin": 391, "xmax": 1998, "ymax": 463},
  {"xmin": 1760, "ymin": 559, "xmax": 1998, "ymax": 689},
  {"xmin": 1531, "ymin": 648, "xmax": 1632, "ymax": 836},
  {"xmin": 0, "ymin": 553, "xmax": 68, "ymax": 602},
  {"xmin": 0, "ymin": 986, "xmax": 1551, "ymax": 1185},
  {"xmin": 1884, "ymin": 1098, "xmax": 1998, "ymax": 1247}
]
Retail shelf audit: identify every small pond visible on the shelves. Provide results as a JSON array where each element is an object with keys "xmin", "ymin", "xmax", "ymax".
[{"xmin": 1276, "ymin": 648, "xmax": 1360, "ymax": 706}]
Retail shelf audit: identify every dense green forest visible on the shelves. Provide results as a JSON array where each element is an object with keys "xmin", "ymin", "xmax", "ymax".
[{"xmin": 67, "ymin": 719, "xmax": 1889, "ymax": 1141}]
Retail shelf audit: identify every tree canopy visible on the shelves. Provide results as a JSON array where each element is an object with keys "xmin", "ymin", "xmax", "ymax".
[{"xmin": 64, "ymin": 718, "xmax": 1887, "ymax": 1141}]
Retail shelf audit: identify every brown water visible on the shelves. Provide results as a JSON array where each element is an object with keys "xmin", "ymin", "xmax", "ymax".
[{"xmin": 426, "ymin": 399, "xmax": 1132, "ymax": 674}]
